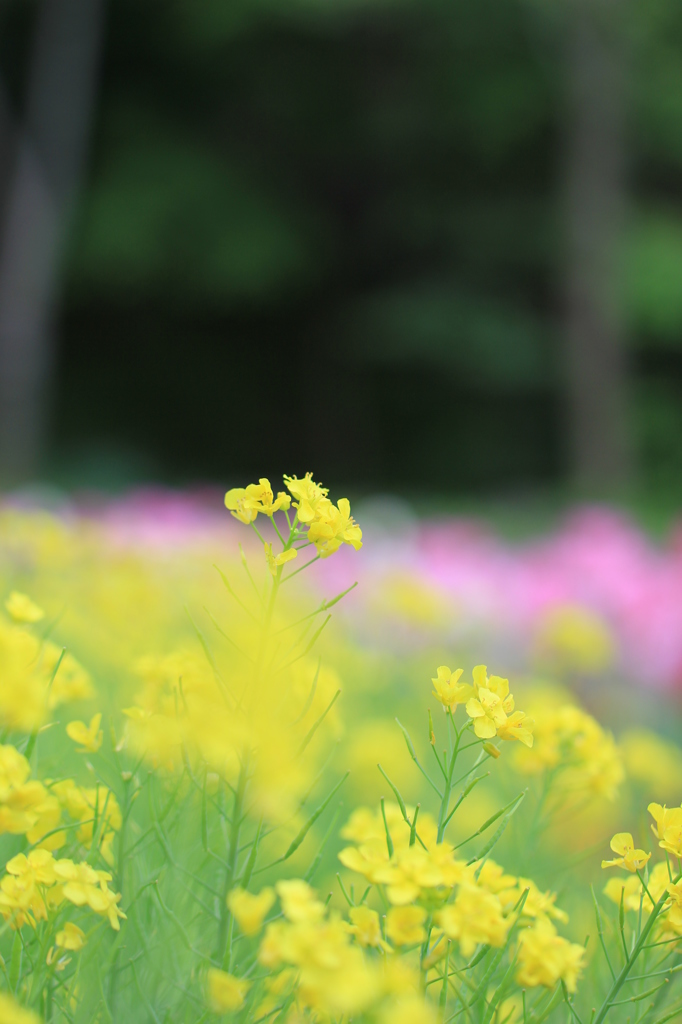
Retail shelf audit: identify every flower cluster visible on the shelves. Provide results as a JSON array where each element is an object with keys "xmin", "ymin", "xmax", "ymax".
[
  {"xmin": 602, "ymin": 805, "xmax": 682, "ymax": 944},
  {"xmin": 513, "ymin": 686, "xmax": 624, "ymax": 800},
  {"xmin": 0, "ymin": 612, "xmax": 93, "ymax": 732},
  {"xmin": 337, "ymin": 803, "xmax": 584, "ymax": 991},
  {"xmin": 226, "ymin": 471, "xmax": 362, "ymax": 564},
  {"xmin": 432, "ymin": 664, "xmax": 534, "ymax": 747},
  {"xmin": 0, "ymin": 848, "xmax": 124, "ymax": 932},
  {"xmin": 0, "ymin": 477, "xmax": 679, "ymax": 1023}
]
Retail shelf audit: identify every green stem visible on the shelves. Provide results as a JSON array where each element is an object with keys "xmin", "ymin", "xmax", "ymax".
[
  {"xmin": 109, "ymin": 778, "xmax": 132, "ymax": 1015},
  {"xmin": 593, "ymin": 874, "xmax": 680, "ymax": 1024},
  {"xmin": 437, "ymin": 713, "xmax": 462, "ymax": 843},
  {"xmin": 218, "ymin": 757, "xmax": 249, "ymax": 962}
]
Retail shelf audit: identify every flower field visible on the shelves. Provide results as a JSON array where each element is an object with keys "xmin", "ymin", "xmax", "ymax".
[{"xmin": 0, "ymin": 475, "xmax": 681, "ymax": 1023}]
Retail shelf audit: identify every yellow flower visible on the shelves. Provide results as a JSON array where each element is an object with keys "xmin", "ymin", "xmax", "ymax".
[
  {"xmin": 534, "ymin": 604, "xmax": 613, "ymax": 674},
  {"xmin": 471, "ymin": 665, "xmax": 511, "ymax": 699},
  {"xmin": 497, "ymin": 711, "xmax": 534, "ymax": 748},
  {"xmin": 263, "ymin": 543, "xmax": 297, "ymax": 577},
  {"xmin": 66, "ymin": 714, "xmax": 103, "ymax": 753},
  {"xmin": 601, "ymin": 832, "xmax": 651, "ymax": 872},
  {"xmin": 466, "ymin": 687, "xmax": 510, "ymax": 740},
  {"xmin": 385, "ymin": 905, "xmax": 427, "ymax": 946},
  {"xmin": 648, "ymin": 803, "xmax": 682, "ymax": 858},
  {"xmin": 227, "ymin": 887, "xmax": 275, "ymax": 936},
  {"xmin": 7, "ymin": 849, "xmax": 56, "ymax": 885},
  {"xmin": 437, "ymin": 884, "xmax": 510, "ymax": 956},
  {"xmin": 621, "ymin": 731, "xmax": 682, "ymax": 799},
  {"xmin": 0, "ymin": 849, "xmax": 58, "ymax": 928},
  {"xmin": 307, "ymin": 498, "xmax": 363, "ymax": 558},
  {"xmin": 514, "ymin": 700, "xmax": 624, "ymax": 801},
  {"xmin": 207, "ymin": 967, "xmax": 250, "ymax": 1013},
  {"xmin": 276, "ymin": 879, "xmax": 326, "ymax": 923},
  {"xmin": 4, "ymin": 592, "xmax": 44, "ymax": 624},
  {"xmin": 379, "ymin": 994, "xmax": 438, "ymax": 1024},
  {"xmin": 348, "ymin": 905, "xmax": 388, "ymax": 949},
  {"xmin": 603, "ymin": 874, "xmax": 647, "ymax": 913},
  {"xmin": 516, "ymin": 918, "xmax": 585, "ymax": 992},
  {"xmin": 56, "ymin": 922, "xmax": 86, "ymax": 950},
  {"xmin": 224, "ymin": 479, "xmax": 290, "ymax": 524},
  {"xmin": 0, "ymin": 992, "xmax": 40, "ymax": 1024},
  {"xmin": 283, "ymin": 473, "xmax": 330, "ymax": 523},
  {"xmin": 663, "ymin": 880, "xmax": 682, "ymax": 936},
  {"xmin": 431, "ymin": 666, "xmax": 472, "ymax": 712},
  {"xmin": 53, "ymin": 859, "xmax": 125, "ymax": 930}
]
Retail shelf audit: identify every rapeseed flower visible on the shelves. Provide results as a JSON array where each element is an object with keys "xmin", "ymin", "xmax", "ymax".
[
  {"xmin": 385, "ymin": 905, "xmax": 427, "ymax": 945},
  {"xmin": 649, "ymin": 802, "xmax": 682, "ymax": 858},
  {"xmin": 283, "ymin": 473, "xmax": 330, "ymax": 523},
  {"xmin": 307, "ymin": 497, "xmax": 363, "ymax": 557},
  {"xmin": 53, "ymin": 859, "xmax": 125, "ymax": 930},
  {"xmin": 224, "ymin": 479, "xmax": 290, "ymax": 524},
  {"xmin": 66, "ymin": 712, "xmax": 103, "ymax": 753},
  {"xmin": 348, "ymin": 905, "xmax": 388, "ymax": 949},
  {"xmin": 56, "ymin": 922, "xmax": 86, "ymax": 950},
  {"xmin": 466, "ymin": 686, "xmax": 511, "ymax": 739},
  {"xmin": 379, "ymin": 994, "xmax": 438, "ymax": 1024},
  {"xmin": 207, "ymin": 967, "xmax": 250, "ymax": 1012},
  {"xmin": 0, "ymin": 993, "xmax": 40, "ymax": 1024},
  {"xmin": 227, "ymin": 886, "xmax": 275, "ymax": 936},
  {"xmin": 601, "ymin": 832, "xmax": 651, "ymax": 872},
  {"xmin": 437, "ymin": 883, "xmax": 510, "ymax": 955},
  {"xmin": 431, "ymin": 666, "xmax": 472, "ymax": 711},
  {"xmin": 497, "ymin": 710, "xmax": 534, "ymax": 747},
  {"xmin": 516, "ymin": 918, "xmax": 585, "ymax": 992},
  {"xmin": 4, "ymin": 591, "xmax": 44, "ymax": 623},
  {"xmin": 276, "ymin": 879, "xmax": 326, "ymax": 923}
]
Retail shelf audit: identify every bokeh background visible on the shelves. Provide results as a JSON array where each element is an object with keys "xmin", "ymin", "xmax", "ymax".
[{"xmin": 1, "ymin": 0, "xmax": 682, "ymax": 506}]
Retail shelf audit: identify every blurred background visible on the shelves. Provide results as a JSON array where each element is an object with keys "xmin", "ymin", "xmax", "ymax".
[{"xmin": 0, "ymin": 0, "xmax": 682, "ymax": 507}]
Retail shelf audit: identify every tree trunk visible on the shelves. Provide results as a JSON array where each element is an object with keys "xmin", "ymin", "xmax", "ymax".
[
  {"xmin": 0, "ymin": 0, "xmax": 106, "ymax": 484},
  {"xmin": 563, "ymin": 0, "xmax": 632, "ymax": 492}
]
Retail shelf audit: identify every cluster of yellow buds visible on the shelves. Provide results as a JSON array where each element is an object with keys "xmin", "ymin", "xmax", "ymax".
[
  {"xmin": 0, "ymin": 848, "xmax": 125, "ymax": 932},
  {"xmin": 431, "ymin": 664, "xmax": 534, "ymax": 748}
]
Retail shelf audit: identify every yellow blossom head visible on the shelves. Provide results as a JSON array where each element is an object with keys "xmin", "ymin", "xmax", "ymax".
[
  {"xmin": 4, "ymin": 592, "xmax": 44, "ymax": 624},
  {"xmin": 385, "ymin": 905, "xmax": 427, "ymax": 946},
  {"xmin": 227, "ymin": 886, "xmax": 275, "ymax": 936},
  {"xmin": 56, "ymin": 922, "xmax": 86, "ymax": 951},
  {"xmin": 207, "ymin": 967, "xmax": 250, "ymax": 1013},
  {"xmin": 66, "ymin": 714, "xmax": 103, "ymax": 754},
  {"xmin": 601, "ymin": 832, "xmax": 651, "ymax": 873},
  {"xmin": 431, "ymin": 666, "xmax": 472, "ymax": 712}
]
